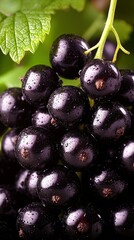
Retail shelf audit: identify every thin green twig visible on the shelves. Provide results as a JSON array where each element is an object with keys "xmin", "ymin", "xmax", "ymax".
[{"xmin": 84, "ymin": 0, "xmax": 130, "ymax": 62}]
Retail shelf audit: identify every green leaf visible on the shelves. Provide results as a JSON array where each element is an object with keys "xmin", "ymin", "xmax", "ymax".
[
  {"xmin": 0, "ymin": 0, "xmax": 21, "ymax": 15},
  {"xmin": 21, "ymin": 0, "xmax": 85, "ymax": 12},
  {"xmin": 21, "ymin": 0, "xmax": 51, "ymax": 11},
  {"xmin": 44, "ymin": 0, "xmax": 86, "ymax": 13},
  {"xmin": 0, "ymin": 11, "xmax": 51, "ymax": 63},
  {"xmin": 0, "ymin": 0, "xmax": 85, "ymax": 63}
]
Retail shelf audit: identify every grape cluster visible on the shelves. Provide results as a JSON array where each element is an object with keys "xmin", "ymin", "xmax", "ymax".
[{"xmin": 0, "ymin": 33, "xmax": 134, "ymax": 240}]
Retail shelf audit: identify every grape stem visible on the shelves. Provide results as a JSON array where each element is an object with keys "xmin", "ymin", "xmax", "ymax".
[{"xmin": 85, "ymin": 0, "xmax": 130, "ymax": 62}]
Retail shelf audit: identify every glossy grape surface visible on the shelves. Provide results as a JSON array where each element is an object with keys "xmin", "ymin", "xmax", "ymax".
[
  {"xmin": 89, "ymin": 101, "xmax": 131, "ymax": 142},
  {"xmin": 0, "ymin": 32, "xmax": 134, "ymax": 240},
  {"xmin": 37, "ymin": 165, "xmax": 81, "ymax": 207},
  {"xmin": 60, "ymin": 130, "xmax": 98, "ymax": 171},
  {"xmin": 22, "ymin": 65, "xmax": 61, "ymax": 106},
  {"xmin": 47, "ymin": 85, "xmax": 90, "ymax": 128},
  {"xmin": 15, "ymin": 126, "xmax": 57, "ymax": 170},
  {"xmin": 61, "ymin": 203, "xmax": 103, "ymax": 239},
  {"xmin": 16, "ymin": 202, "xmax": 59, "ymax": 239},
  {"xmin": 80, "ymin": 59, "xmax": 121, "ymax": 100},
  {"xmin": 0, "ymin": 88, "xmax": 31, "ymax": 128},
  {"xmin": 50, "ymin": 34, "xmax": 91, "ymax": 79}
]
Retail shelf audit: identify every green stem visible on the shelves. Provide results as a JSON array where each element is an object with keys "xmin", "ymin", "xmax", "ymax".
[
  {"xmin": 111, "ymin": 26, "xmax": 130, "ymax": 62},
  {"xmin": 85, "ymin": 0, "xmax": 130, "ymax": 61},
  {"xmin": 95, "ymin": 0, "xmax": 117, "ymax": 59}
]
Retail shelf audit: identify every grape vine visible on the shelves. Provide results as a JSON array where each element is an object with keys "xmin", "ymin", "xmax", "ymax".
[{"xmin": 85, "ymin": 0, "xmax": 130, "ymax": 62}]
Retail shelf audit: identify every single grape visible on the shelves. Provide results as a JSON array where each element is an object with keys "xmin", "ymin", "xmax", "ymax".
[
  {"xmin": 50, "ymin": 34, "xmax": 91, "ymax": 79},
  {"xmin": 15, "ymin": 126, "xmax": 58, "ymax": 171},
  {"xmin": 16, "ymin": 202, "xmax": 60, "ymax": 239},
  {"xmin": 60, "ymin": 129, "xmax": 98, "ymax": 171},
  {"xmin": 85, "ymin": 165, "xmax": 128, "ymax": 201},
  {"xmin": 22, "ymin": 64, "xmax": 62, "ymax": 106},
  {"xmin": 61, "ymin": 203, "xmax": 103, "ymax": 240},
  {"xmin": 80, "ymin": 59, "xmax": 121, "ymax": 100},
  {"xmin": 47, "ymin": 85, "xmax": 90, "ymax": 128},
  {"xmin": 37, "ymin": 165, "xmax": 81, "ymax": 208},
  {"xmin": 0, "ymin": 88, "xmax": 31, "ymax": 128},
  {"xmin": 89, "ymin": 101, "xmax": 131, "ymax": 142}
]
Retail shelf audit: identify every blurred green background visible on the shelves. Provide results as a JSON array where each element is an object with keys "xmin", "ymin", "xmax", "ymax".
[{"xmin": 0, "ymin": 0, "xmax": 134, "ymax": 89}]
